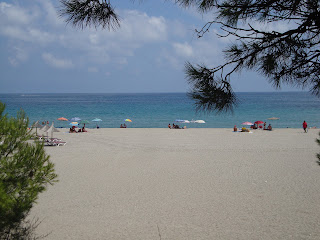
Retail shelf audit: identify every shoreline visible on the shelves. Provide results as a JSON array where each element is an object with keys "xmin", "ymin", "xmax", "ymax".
[{"xmin": 30, "ymin": 128, "xmax": 320, "ymax": 239}]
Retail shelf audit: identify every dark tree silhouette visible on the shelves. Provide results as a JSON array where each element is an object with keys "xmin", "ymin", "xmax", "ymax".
[
  {"xmin": 175, "ymin": 0, "xmax": 320, "ymax": 112},
  {"xmin": 59, "ymin": 0, "xmax": 120, "ymax": 30}
]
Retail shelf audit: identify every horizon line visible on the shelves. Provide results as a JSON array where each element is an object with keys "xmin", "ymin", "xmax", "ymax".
[{"xmin": 0, "ymin": 90, "xmax": 309, "ymax": 95}]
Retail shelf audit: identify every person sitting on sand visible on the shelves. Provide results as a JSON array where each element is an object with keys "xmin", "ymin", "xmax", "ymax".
[
  {"xmin": 241, "ymin": 127, "xmax": 249, "ymax": 132},
  {"xmin": 123, "ymin": 123, "xmax": 127, "ymax": 128},
  {"xmin": 267, "ymin": 124, "xmax": 272, "ymax": 131},
  {"xmin": 234, "ymin": 125, "xmax": 237, "ymax": 132},
  {"xmin": 69, "ymin": 126, "xmax": 77, "ymax": 133},
  {"xmin": 168, "ymin": 124, "xmax": 171, "ymax": 129},
  {"xmin": 172, "ymin": 123, "xmax": 175, "ymax": 128},
  {"xmin": 120, "ymin": 124, "xmax": 123, "ymax": 128}
]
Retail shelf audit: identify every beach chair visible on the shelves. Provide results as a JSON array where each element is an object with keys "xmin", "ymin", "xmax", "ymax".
[{"xmin": 45, "ymin": 139, "xmax": 66, "ymax": 147}]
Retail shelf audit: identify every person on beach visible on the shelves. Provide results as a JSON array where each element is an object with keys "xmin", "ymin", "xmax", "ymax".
[
  {"xmin": 69, "ymin": 126, "xmax": 77, "ymax": 133},
  {"xmin": 123, "ymin": 123, "xmax": 127, "ymax": 128},
  {"xmin": 120, "ymin": 124, "xmax": 123, "ymax": 128},
  {"xmin": 267, "ymin": 124, "xmax": 272, "ymax": 131},
  {"xmin": 263, "ymin": 122, "xmax": 266, "ymax": 130},
  {"xmin": 303, "ymin": 121, "xmax": 308, "ymax": 133},
  {"xmin": 168, "ymin": 124, "xmax": 171, "ymax": 129},
  {"xmin": 233, "ymin": 125, "xmax": 237, "ymax": 132},
  {"xmin": 82, "ymin": 124, "xmax": 87, "ymax": 132}
]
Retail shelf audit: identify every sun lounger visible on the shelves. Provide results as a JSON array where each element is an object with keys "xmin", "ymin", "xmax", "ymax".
[{"xmin": 45, "ymin": 140, "xmax": 66, "ymax": 147}]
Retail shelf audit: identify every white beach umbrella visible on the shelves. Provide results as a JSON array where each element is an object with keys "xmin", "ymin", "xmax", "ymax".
[
  {"xmin": 45, "ymin": 123, "xmax": 60, "ymax": 140},
  {"xmin": 194, "ymin": 120, "xmax": 206, "ymax": 123}
]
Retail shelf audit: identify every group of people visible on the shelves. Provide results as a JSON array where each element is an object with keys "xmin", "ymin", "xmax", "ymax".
[
  {"xmin": 234, "ymin": 120, "xmax": 310, "ymax": 132},
  {"xmin": 168, "ymin": 123, "xmax": 186, "ymax": 129},
  {"xmin": 120, "ymin": 123, "xmax": 127, "ymax": 128},
  {"xmin": 234, "ymin": 122, "xmax": 272, "ymax": 132},
  {"xmin": 69, "ymin": 124, "xmax": 87, "ymax": 133},
  {"xmin": 251, "ymin": 122, "xmax": 272, "ymax": 130}
]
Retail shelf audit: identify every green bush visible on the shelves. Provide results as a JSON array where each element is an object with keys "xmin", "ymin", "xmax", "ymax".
[{"xmin": 0, "ymin": 102, "xmax": 57, "ymax": 239}]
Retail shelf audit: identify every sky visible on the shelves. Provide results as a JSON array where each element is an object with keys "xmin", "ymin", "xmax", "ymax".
[{"xmin": 0, "ymin": 0, "xmax": 301, "ymax": 93}]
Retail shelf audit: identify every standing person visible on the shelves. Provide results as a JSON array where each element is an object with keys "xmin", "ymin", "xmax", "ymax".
[{"xmin": 303, "ymin": 121, "xmax": 308, "ymax": 133}]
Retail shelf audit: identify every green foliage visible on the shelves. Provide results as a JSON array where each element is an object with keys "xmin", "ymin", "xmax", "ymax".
[
  {"xmin": 185, "ymin": 62, "xmax": 238, "ymax": 113},
  {"xmin": 0, "ymin": 102, "xmax": 57, "ymax": 239}
]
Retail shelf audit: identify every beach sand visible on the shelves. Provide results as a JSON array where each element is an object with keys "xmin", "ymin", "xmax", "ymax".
[{"xmin": 29, "ymin": 128, "xmax": 320, "ymax": 239}]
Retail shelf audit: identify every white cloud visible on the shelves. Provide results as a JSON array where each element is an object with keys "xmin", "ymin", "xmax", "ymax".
[
  {"xmin": 0, "ymin": 1, "xmax": 210, "ymax": 71},
  {"xmin": 0, "ymin": 2, "xmax": 33, "ymax": 25},
  {"xmin": 38, "ymin": 0, "xmax": 64, "ymax": 27},
  {"xmin": 7, "ymin": 45, "xmax": 28, "ymax": 66},
  {"xmin": 42, "ymin": 53, "xmax": 74, "ymax": 69},
  {"xmin": 117, "ymin": 10, "xmax": 168, "ymax": 43},
  {"xmin": 173, "ymin": 42, "xmax": 193, "ymax": 57},
  {"xmin": 0, "ymin": 2, "xmax": 55, "ymax": 45}
]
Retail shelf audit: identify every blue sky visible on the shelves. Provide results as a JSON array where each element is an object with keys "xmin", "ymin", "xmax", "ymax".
[{"xmin": 0, "ymin": 0, "xmax": 300, "ymax": 93}]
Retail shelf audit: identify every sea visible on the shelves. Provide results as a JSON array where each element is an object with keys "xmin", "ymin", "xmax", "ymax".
[{"xmin": 0, "ymin": 92, "xmax": 319, "ymax": 129}]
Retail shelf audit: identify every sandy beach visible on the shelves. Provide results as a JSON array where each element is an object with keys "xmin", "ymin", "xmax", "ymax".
[{"xmin": 29, "ymin": 128, "xmax": 320, "ymax": 239}]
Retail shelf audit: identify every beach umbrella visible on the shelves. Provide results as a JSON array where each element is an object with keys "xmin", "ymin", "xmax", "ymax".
[
  {"xmin": 194, "ymin": 120, "xmax": 205, "ymax": 123},
  {"xmin": 32, "ymin": 120, "xmax": 42, "ymax": 135},
  {"xmin": 124, "ymin": 119, "xmax": 132, "ymax": 122},
  {"xmin": 57, "ymin": 117, "xmax": 68, "ymax": 121},
  {"xmin": 40, "ymin": 123, "xmax": 50, "ymax": 132},
  {"xmin": 45, "ymin": 123, "xmax": 60, "ymax": 140},
  {"xmin": 80, "ymin": 120, "xmax": 90, "ymax": 124},
  {"xmin": 268, "ymin": 117, "xmax": 279, "ymax": 120},
  {"xmin": 92, "ymin": 118, "xmax": 102, "ymax": 128},
  {"xmin": 92, "ymin": 118, "xmax": 102, "ymax": 122},
  {"xmin": 70, "ymin": 117, "xmax": 81, "ymax": 122},
  {"xmin": 175, "ymin": 119, "xmax": 190, "ymax": 123},
  {"xmin": 254, "ymin": 120, "xmax": 264, "ymax": 125},
  {"xmin": 69, "ymin": 122, "xmax": 79, "ymax": 126},
  {"xmin": 241, "ymin": 122, "xmax": 253, "ymax": 125},
  {"xmin": 80, "ymin": 120, "xmax": 90, "ymax": 127}
]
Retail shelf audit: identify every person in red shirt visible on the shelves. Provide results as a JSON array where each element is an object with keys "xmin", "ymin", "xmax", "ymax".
[{"xmin": 303, "ymin": 121, "xmax": 308, "ymax": 133}]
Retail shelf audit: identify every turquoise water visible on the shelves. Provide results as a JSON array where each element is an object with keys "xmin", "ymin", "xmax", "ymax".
[{"xmin": 0, "ymin": 92, "xmax": 319, "ymax": 128}]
